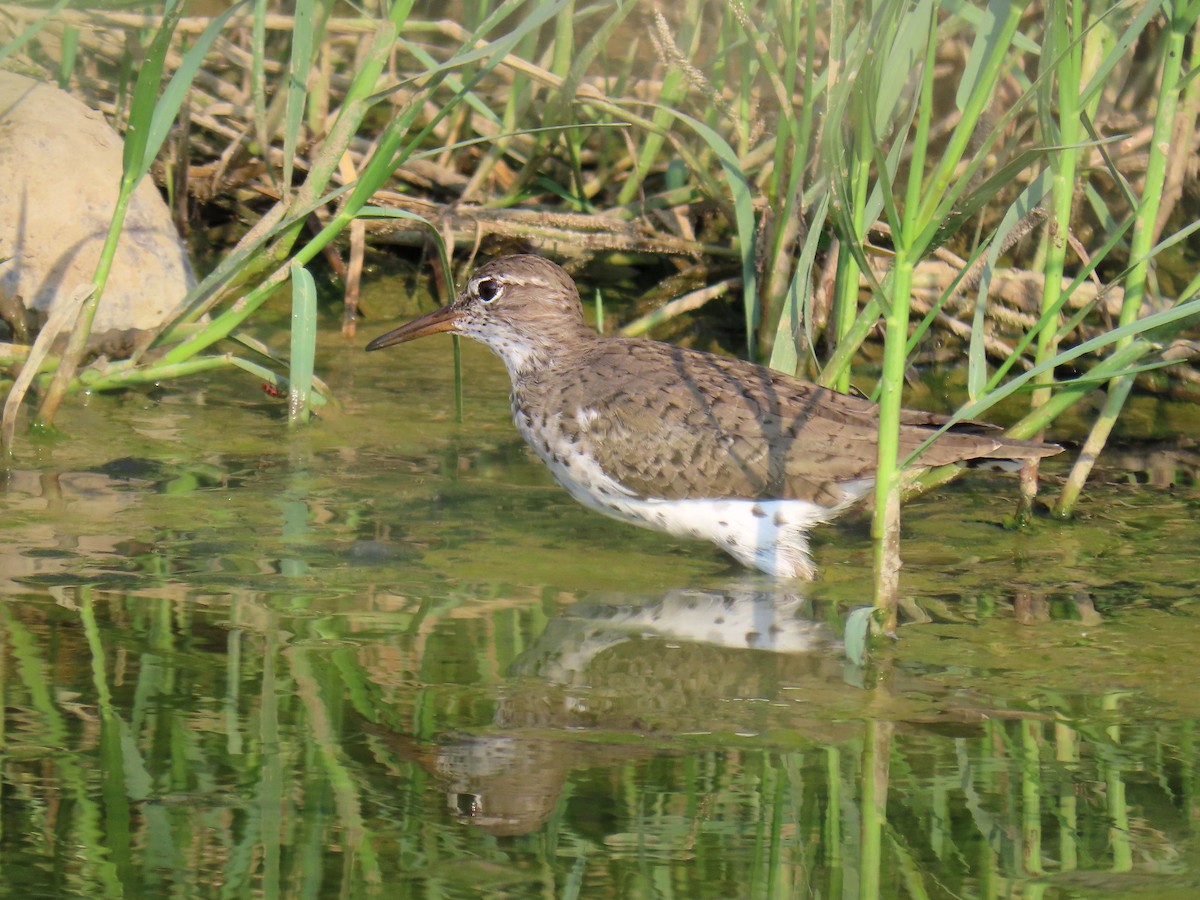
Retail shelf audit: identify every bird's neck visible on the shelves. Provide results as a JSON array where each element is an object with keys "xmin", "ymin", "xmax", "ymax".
[{"xmin": 483, "ymin": 321, "xmax": 601, "ymax": 382}]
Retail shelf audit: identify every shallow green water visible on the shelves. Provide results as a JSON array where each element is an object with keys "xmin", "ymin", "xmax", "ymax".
[{"xmin": 1, "ymin": 330, "xmax": 1198, "ymax": 898}]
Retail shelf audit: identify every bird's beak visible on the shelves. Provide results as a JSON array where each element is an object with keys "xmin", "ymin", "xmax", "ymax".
[{"xmin": 365, "ymin": 304, "xmax": 462, "ymax": 351}]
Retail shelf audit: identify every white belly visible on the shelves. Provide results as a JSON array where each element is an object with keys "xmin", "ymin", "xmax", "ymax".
[{"xmin": 515, "ymin": 408, "xmax": 869, "ymax": 579}]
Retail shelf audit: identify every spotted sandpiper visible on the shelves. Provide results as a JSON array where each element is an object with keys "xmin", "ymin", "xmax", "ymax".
[{"xmin": 367, "ymin": 255, "xmax": 1061, "ymax": 578}]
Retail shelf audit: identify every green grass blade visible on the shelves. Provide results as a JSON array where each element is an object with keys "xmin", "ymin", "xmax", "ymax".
[
  {"xmin": 327, "ymin": 20, "xmax": 400, "ymax": 128},
  {"xmin": 149, "ymin": 183, "xmax": 356, "ymax": 340},
  {"xmin": 357, "ymin": 207, "xmax": 452, "ymax": 282},
  {"xmin": 394, "ymin": 0, "xmax": 569, "ymax": 83},
  {"xmin": 393, "ymin": 39, "xmax": 504, "ymax": 127},
  {"xmin": 987, "ymin": 213, "xmax": 1135, "ymax": 391},
  {"xmin": 0, "ymin": 0, "xmax": 72, "ymax": 64},
  {"xmin": 1079, "ymin": 0, "xmax": 1166, "ymax": 109},
  {"xmin": 121, "ymin": 1, "xmax": 183, "ymax": 182},
  {"xmin": 650, "ymin": 107, "xmax": 759, "ymax": 357},
  {"xmin": 915, "ymin": 0, "xmax": 1023, "ymax": 230},
  {"xmin": 283, "ymin": 0, "xmax": 317, "ymax": 194},
  {"xmin": 769, "ymin": 189, "xmax": 830, "ymax": 376},
  {"xmin": 904, "ymin": 296, "xmax": 1200, "ymax": 466},
  {"xmin": 942, "ymin": 0, "xmax": 1040, "ymax": 53},
  {"xmin": 57, "ymin": 23, "xmax": 79, "ymax": 87},
  {"xmin": 144, "ymin": 1, "xmax": 249, "ymax": 179},
  {"xmin": 968, "ymin": 167, "xmax": 1054, "ymax": 399},
  {"xmin": 955, "ymin": 0, "xmax": 1011, "ymax": 112},
  {"xmin": 288, "ymin": 263, "xmax": 318, "ymax": 426},
  {"xmin": 877, "ymin": 0, "xmax": 932, "ymax": 136}
]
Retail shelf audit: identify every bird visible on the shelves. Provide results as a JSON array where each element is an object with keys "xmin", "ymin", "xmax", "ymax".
[{"xmin": 366, "ymin": 255, "xmax": 1061, "ymax": 578}]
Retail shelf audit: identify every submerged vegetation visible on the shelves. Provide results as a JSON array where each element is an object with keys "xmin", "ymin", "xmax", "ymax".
[{"xmin": 1, "ymin": 0, "xmax": 1199, "ymax": 610}]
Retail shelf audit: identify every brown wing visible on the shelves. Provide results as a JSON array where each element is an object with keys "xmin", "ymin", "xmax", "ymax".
[
  {"xmin": 545, "ymin": 342, "xmax": 878, "ymax": 504},
  {"xmin": 544, "ymin": 340, "xmax": 1056, "ymax": 504}
]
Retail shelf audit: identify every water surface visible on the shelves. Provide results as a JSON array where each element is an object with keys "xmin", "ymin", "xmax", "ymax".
[{"xmin": 1, "ymin": 328, "xmax": 1198, "ymax": 898}]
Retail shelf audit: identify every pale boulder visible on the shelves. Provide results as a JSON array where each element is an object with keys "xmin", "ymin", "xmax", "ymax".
[{"xmin": 0, "ymin": 71, "xmax": 193, "ymax": 350}]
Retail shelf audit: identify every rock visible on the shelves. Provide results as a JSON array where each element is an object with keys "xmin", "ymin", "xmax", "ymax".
[{"xmin": 0, "ymin": 71, "xmax": 194, "ymax": 352}]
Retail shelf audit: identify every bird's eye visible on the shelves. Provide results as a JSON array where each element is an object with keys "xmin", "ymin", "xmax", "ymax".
[{"xmin": 476, "ymin": 277, "xmax": 501, "ymax": 303}]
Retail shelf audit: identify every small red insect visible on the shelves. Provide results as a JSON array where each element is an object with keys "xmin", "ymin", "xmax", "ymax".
[{"xmin": 261, "ymin": 382, "xmax": 285, "ymax": 398}]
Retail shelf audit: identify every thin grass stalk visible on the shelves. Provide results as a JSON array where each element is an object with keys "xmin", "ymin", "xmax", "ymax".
[
  {"xmin": 1020, "ymin": 0, "xmax": 1083, "ymax": 518},
  {"xmin": 824, "ymin": 746, "xmax": 843, "ymax": 894},
  {"xmin": 458, "ymin": 60, "xmax": 522, "ymax": 202},
  {"xmin": 1055, "ymin": 4, "xmax": 1197, "ymax": 516},
  {"xmin": 965, "ymin": 180, "xmax": 1053, "ymax": 400},
  {"xmin": 769, "ymin": 191, "xmax": 829, "ymax": 375},
  {"xmin": 1055, "ymin": 721, "xmax": 1080, "ymax": 872},
  {"xmin": 764, "ymin": 1, "xmax": 821, "ymax": 372},
  {"xmin": 282, "ymin": 0, "xmax": 318, "ymax": 195},
  {"xmin": 727, "ymin": 7, "xmax": 755, "ymax": 159},
  {"xmin": 552, "ymin": 2, "xmax": 637, "ymax": 213},
  {"xmin": 830, "ymin": 157, "xmax": 872, "ymax": 392},
  {"xmin": 859, "ymin": 720, "xmax": 892, "ymax": 900},
  {"xmin": 1021, "ymin": 720, "xmax": 1044, "ymax": 874},
  {"xmin": 1079, "ymin": 0, "xmax": 1167, "ymax": 113},
  {"xmin": 258, "ymin": 623, "xmax": 283, "ymax": 897},
  {"xmin": 903, "ymin": 16, "xmax": 938, "ymax": 268},
  {"xmin": 1, "ymin": 286, "xmax": 90, "ymax": 454},
  {"xmin": 871, "ymin": 250, "xmax": 914, "ymax": 626},
  {"xmin": 824, "ymin": 11, "xmax": 874, "ymax": 393},
  {"xmin": 1102, "ymin": 692, "xmax": 1134, "ymax": 871},
  {"xmin": 868, "ymin": 0, "xmax": 935, "ymax": 621},
  {"xmin": 724, "ymin": 0, "xmax": 808, "ymax": 359},
  {"xmin": 57, "ymin": 22, "xmax": 78, "ymax": 86},
  {"xmin": 825, "ymin": 9, "xmax": 926, "ymax": 391},
  {"xmin": 31, "ymin": 1, "xmax": 184, "ymax": 430},
  {"xmin": 1154, "ymin": 23, "xmax": 1200, "ymax": 243},
  {"xmin": 550, "ymin": 0, "xmax": 573, "ymax": 88},
  {"xmin": 657, "ymin": 107, "xmax": 761, "ymax": 357},
  {"xmin": 770, "ymin": 0, "xmax": 805, "ymax": 192},
  {"xmin": 458, "ymin": 21, "xmax": 535, "ymax": 204},
  {"xmin": 913, "ymin": 1, "xmax": 1024, "ymax": 231}
]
